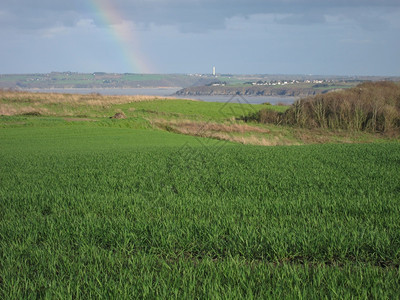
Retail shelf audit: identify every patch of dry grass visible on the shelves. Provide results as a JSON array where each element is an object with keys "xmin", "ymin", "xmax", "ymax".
[
  {"xmin": 0, "ymin": 104, "xmax": 49, "ymax": 116},
  {"xmin": 0, "ymin": 90, "xmax": 185, "ymax": 116},
  {"xmin": 0, "ymin": 90, "xmax": 176, "ymax": 106},
  {"xmin": 155, "ymin": 119, "xmax": 270, "ymax": 134},
  {"xmin": 0, "ymin": 90, "xmax": 194, "ymax": 119},
  {"xmin": 153, "ymin": 119, "xmax": 299, "ymax": 146}
]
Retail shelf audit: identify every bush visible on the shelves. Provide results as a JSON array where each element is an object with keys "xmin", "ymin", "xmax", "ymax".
[
  {"xmin": 246, "ymin": 81, "xmax": 400, "ymax": 134},
  {"xmin": 240, "ymin": 109, "xmax": 282, "ymax": 124}
]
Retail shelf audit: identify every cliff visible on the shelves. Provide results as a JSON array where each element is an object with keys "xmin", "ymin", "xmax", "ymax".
[{"xmin": 175, "ymin": 85, "xmax": 327, "ymax": 97}]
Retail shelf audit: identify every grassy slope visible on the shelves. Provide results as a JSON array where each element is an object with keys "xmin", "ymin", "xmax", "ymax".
[
  {"xmin": 2, "ymin": 89, "xmax": 391, "ymax": 146},
  {"xmin": 1, "ymin": 91, "xmax": 303, "ymax": 145},
  {"xmin": 0, "ymin": 91, "xmax": 270, "ymax": 120},
  {"xmin": 123, "ymin": 99, "xmax": 263, "ymax": 121}
]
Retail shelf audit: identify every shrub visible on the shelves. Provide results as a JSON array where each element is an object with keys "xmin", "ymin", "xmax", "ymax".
[{"xmin": 246, "ymin": 81, "xmax": 400, "ymax": 134}]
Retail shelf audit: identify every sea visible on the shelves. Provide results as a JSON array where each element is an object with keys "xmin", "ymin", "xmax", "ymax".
[{"xmin": 22, "ymin": 88, "xmax": 298, "ymax": 105}]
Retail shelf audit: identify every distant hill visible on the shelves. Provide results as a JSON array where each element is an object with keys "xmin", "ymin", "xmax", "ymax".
[
  {"xmin": 0, "ymin": 73, "xmax": 217, "ymax": 89},
  {"xmin": 1, "ymin": 72, "xmax": 399, "ymax": 91}
]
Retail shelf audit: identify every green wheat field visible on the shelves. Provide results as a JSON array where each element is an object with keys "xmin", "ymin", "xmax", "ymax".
[{"xmin": 1, "ymin": 91, "xmax": 400, "ymax": 298}]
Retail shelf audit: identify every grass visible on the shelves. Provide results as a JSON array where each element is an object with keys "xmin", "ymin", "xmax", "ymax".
[
  {"xmin": 1, "ymin": 124, "xmax": 400, "ymax": 297},
  {"xmin": 126, "ymin": 99, "xmax": 269, "ymax": 121},
  {"xmin": 1, "ymin": 90, "xmax": 400, "ymax": 297}
]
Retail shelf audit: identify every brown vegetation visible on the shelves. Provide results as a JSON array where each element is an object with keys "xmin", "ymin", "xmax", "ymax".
[
  {"xmin": 110, "ymin": 112, "xmax": 126, "ymax": 119},
  {"xmin": 0, "ymin": 103, "xmax": 49, "ymax": 116},
  {"xmin": 0, "ymin": 89, "xmax": 178, "ymax": 116},
  {"xmin": 152, "ymin": 119, "xmax": 297, "ymax": 146},
  {"xmin": 244, "ymin": 81, "xmax": 400, "ymax": 134}
]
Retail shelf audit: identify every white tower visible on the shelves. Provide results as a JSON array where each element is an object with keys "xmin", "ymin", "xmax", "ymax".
[{"xmin": 212, "ymin": 66, "xmax": 216, "ymax": 76}]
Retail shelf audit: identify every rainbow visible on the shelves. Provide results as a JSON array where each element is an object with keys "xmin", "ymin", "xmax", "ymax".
[{"xmin": 89, "ymin": 0, "xmax": 154, "ymax": 73}]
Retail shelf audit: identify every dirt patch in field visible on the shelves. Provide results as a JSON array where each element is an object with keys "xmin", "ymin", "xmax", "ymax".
[{"xmin": 64, "ymin": 117, "xmax": 97, "ymax": 122}]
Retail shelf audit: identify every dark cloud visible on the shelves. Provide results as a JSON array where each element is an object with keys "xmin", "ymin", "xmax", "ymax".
[{"xmin": 1, "ymin": 0, "xmax": 399, "ymax": 33}]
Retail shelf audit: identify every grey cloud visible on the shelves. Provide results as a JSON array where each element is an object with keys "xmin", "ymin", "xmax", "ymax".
[
  {"xmin": 1, "ymin": 0, "xmax": 399, "ymax": 33},
  {"xmin": 0, "ymin": 5, "xmax": 82, "ymax": 31},
  {"xmin": 347, "ymin": 13, "xmax": 391, "ymax": 31},
  {"xmin": 92, "ymin": 0, "xmax": 400, "ymax": 33},
  {"xmin": 275, "ymin": 13, "xmax": 326, "ymax": 25}
]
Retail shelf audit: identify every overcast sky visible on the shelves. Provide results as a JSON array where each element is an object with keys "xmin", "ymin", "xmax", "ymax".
[{"xmin": 1, "ymin": 0, "xmax": 399, "ymax": 75}]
